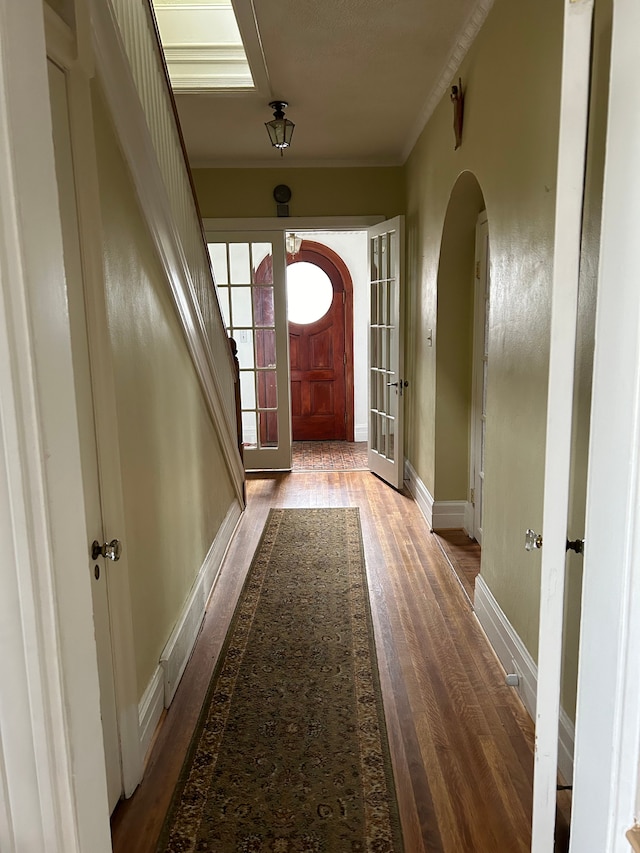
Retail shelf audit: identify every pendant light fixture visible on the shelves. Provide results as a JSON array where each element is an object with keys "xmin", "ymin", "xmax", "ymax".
[
  {"xmin": 265, "ymin": 101, "xmax": 294, "ymax": 155},
  {"xmin": 286, "ymin": 233, "xmax": 302, "ymax": 255}
]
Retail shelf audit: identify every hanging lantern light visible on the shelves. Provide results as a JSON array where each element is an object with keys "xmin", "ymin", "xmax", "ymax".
[
  {"xmin": 265, "ymin": 101, "xmax": 295, "ymax": 155},
  {"xmin": 286, "ymin": 233, "xmax": 302, "ymax": 255}
]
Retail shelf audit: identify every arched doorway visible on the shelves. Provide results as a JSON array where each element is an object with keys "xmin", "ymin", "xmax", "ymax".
[
  {"xmin": 286, "ymin": 240, "xmax": 354, "ymax": 441},
  {"xmin": 434, "ymin": 171, "xmax": 487, "ymax": 537}
]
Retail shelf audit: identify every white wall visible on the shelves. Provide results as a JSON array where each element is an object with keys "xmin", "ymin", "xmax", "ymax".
[{"xmin": 294, "ymin": 230, "xmax": 368, "ymax": 441}]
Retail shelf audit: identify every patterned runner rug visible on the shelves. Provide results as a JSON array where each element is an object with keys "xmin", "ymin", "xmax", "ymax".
[{"xmin": 157, "ymin": 507, "xmax": 404, "ymax": 853}]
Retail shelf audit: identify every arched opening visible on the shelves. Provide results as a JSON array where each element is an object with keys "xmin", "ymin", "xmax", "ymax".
[
  {"xmin": 286, "ymin": 240, "xmax": 354, "ymax": 442},
  {"xmin": 434, "ymin": 171, "xmax": 488, "ymax": 539}
]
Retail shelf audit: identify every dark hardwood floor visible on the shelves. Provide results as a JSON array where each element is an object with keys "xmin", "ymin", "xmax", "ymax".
[
  {"xmin": 432, "ymin": 528, "xmax": 481, "ymax": 604},
  {"xmin": 111, "ymin": 471, "xmax": 563, "ymax": 852}
]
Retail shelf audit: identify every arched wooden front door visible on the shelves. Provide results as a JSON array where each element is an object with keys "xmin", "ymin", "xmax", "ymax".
[{"xmin": 287, "ymin": 242, "xmax": 353, "ymax": 441}]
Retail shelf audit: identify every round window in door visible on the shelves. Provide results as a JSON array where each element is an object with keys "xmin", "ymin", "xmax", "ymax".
[{"xmin": 286, "ymin": 262, "xmax": 334, "ymax": 324}]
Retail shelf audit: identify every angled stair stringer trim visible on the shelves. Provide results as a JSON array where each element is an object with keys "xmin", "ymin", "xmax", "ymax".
[
  {"xmin": 89, "ymin": 0, "xmax": 244, "ymax": 505},
  {"xmin": 474, "ymin": 574, "xmax": 575, "ymax": 784}
]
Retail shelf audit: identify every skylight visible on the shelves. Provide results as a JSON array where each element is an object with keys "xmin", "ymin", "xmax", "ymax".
[{"xmin": 152, "ymin": 0, "xmax": 254, "ymax": 92}]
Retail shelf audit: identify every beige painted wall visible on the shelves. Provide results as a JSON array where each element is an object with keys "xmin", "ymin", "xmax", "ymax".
[
  {"xmin": 404, "ymin": 0, "xmax": 611, "ymax": 721},
  {"xmin": 93, "ymin": 84, "xmax": 236, "ymax": 699},
  {"xmin": 193, "ymin": 166, "xmax": 405, "ymax": 219}
]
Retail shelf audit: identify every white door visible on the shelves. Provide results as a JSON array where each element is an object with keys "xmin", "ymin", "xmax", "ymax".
[
  {"xmin": 208, "ymin": 234, "xmax": 291, "ymax": 470},
  {"xmin": 367, "ymin": 217, "xmax": 405, "ymax": 490},
  {"xmin": 531, "ymin": 1, "xmax": 594, "ymax": 850},
  {"xmin": 469, "ymin": 213, "xmax": 489, "ymax": 543},
  {"xmin": 49, "ymin": 60, "xmax": 122, "ymax": 812}
]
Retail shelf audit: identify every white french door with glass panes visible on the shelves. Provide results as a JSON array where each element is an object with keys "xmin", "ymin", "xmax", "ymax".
[
  {"xmin": 367, "ymin": 217, "xmax": 405, "ymax": 490},
  {"xmin": 208, "ymin": 234, "xmax": 291, "ymax": 470}
]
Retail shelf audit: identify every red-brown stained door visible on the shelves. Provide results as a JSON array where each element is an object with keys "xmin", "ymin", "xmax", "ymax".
[{"xmin": 289, "ymin": 253, "xmax": 346, "ymax": 441}]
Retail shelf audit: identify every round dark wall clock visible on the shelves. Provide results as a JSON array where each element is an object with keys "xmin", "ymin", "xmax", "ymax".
[{"xmin": 273, "ymin": 184, "xmax": 292, "ymax": 204}]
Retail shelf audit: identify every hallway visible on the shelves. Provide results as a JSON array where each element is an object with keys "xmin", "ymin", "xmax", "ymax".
[{"xmin": 111, "ymin": 471, "xmax": 553, "ymax": 853}]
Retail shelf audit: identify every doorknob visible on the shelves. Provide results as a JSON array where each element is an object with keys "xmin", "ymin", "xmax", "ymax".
[
  {"xmin": 566, "ymin": 538, "xmax": 585, "ymax": 555},
  {"xmin": 91, "ymin": 539, "xmax": 122, "ymax": 561},
  {"xmin": 386, "ymin": 379, "xmax": 409, "ymax": 395},
  {"xmin": 525, "ymin": 528, "xmax": 543, "ymax": 551}
]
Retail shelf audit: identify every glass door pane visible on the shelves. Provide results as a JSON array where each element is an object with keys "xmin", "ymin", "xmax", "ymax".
[
  {"xmin": 208, "ymin": 233, "xmax": 291, "ymax": 470},
  {"xmin": 367, "ymin": 217, "xmax": 404, "ymax": 489}
]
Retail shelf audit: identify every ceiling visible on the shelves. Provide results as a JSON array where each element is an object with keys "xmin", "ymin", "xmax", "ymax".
[{"xmin": 157, "ymin": 0, "xmax": 494, "ymax": 168}]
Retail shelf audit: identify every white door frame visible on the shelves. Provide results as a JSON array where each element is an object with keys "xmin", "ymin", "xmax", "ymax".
[
  {"xmin": 367, "ymin": 216, "xmax": 405, "ymax": 490},
  {"xmin": 0, "ymin": 0, "xmax": 112, "ymax": 850},
  {"xmin": 468, "ymin": 211, "xmax": 489, "ymax": 543},
  {"xmin": 532, "ymin": 0, "xmax": 594, "ymax": 849},
  {"xmin": 48, "ymin": 56, "xmax": 123, "ymax": 811},
  {"xmin": 570, "ymin": 1, "xmax": 640, "ymax": 849},
  {"xmin": 205, "ymin": 216, "xmax": 383, "ymax": 454},
  {"xmin": 46, "ymin": 4, "xmax": 143, "ymax": 804}
]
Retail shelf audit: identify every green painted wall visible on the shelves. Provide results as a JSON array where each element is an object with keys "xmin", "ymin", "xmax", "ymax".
[{"xmin": 193, "ymin": 166, "xmax": 405, "ymax": 220}]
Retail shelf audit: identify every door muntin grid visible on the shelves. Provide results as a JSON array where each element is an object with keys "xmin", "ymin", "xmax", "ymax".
[
  {"xmin": 369, "ymin": 231, "xmax": 397, "ymax": 463},
  {"xmin": 209, "ymin": 241, "xmax": 279, "ymax": 450}
]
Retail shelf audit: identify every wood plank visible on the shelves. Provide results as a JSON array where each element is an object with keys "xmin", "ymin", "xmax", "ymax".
[{"xmin": 111, "ymin": 471, "xmax": 539, "ymax": 852}]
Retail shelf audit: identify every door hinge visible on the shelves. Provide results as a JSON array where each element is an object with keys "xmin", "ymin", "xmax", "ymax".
[
  {"xmin": 476, "ymin": 261, "xmax": 481, "ymax": 280},
  {"xmin": 343, "ymin": 291, "xmax": 346, "ymax": 304},
  {"xmin": 470, "ymin": 487, "xmax": 475, "ymax": 506},
  {"xmin": 343, "ymin": 352, "xmax": 347, "ymax": 365}
]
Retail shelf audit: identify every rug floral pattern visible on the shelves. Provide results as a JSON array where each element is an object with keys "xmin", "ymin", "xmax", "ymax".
[{"xmin": 157, "ymin": 508, "xmax": 403, "ymax": 853}]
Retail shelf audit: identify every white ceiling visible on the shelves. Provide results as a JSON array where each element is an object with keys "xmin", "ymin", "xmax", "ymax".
[{"xmin": 162, "ymin": 0, "xmax": 494, "ymax": 168}]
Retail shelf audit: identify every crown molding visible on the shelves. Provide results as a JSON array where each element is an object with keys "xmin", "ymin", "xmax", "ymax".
[{"xmin": 401, "ymin": 0, "xmax": 495, "ymax": 163}]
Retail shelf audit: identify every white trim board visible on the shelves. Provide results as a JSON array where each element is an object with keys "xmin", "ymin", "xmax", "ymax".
[
  {"xmin": 137, "ymin": 666, "xmax": 164, "ymax": 765},
  {"xmin": 203, "ymin": 216, "xmax": 384, "ymax": 233},
  {"xmin": 569, "ymin": 1, "xmax": 640, "ymax": 847},
  {"xmin": 159, "ymin": 500, "xmax": 242, "ymax": 707},
  {"xmin": 139, "ymin": 498, "xmax": 242, "ymax": 763},
  {"xmin": 474, "ymin": 575, "xmax": 575, "ymax": 784},
  {"xmin": 404, "ymin": 458, "xmax": 469, "ymax": 531},
  {"xmin": 355, "ymin": 424, "xmax": 368, "ymax": 443},
  {"xmin": 432, "ymin": 500, "xmax": 468, "ymax": 530},
  {"xmin": 0, "ymin": 2, "xmax": 112, "ymax": 848},
  {"xmin": 404, "ymin": 459, "xmax": 433, "ymax": 529}
]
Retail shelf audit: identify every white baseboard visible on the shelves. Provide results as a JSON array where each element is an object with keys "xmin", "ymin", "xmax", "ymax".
[
  {"xmin": 138, "ymin": 665, "xmax": 164, "ymax": 763},
  {"xmin": 404, "ymin": 458, "xmax": 469, "ymax": 531},
  {"xmin": 432, "ymin": 500, "xmax": 468, "ymax": 530},
  {"xmin": 474, "ymin": 575, "xmax": 575, "ymax": 783},
  {"xmin": 158, "ymin": 499, "xmax": 242, "ymax": 708},
  {"xmin": 404, "ymin": 458, "xmax": 433, "ymax": 529},
  {"xmin": 354, "ymin": 424, "xmax": 368, "ymax": 442}
]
